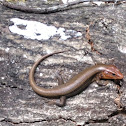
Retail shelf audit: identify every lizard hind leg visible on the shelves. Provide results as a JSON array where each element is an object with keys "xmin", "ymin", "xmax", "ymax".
[
  {"xmin": 55, "ymin": 73, "xmax": 67, "ymax": 106},
  {"xmin": 55, "ymin": 96, "xmax": 66, "ymax": 107},
  {"xmin": 48, "ymin": 96, "xmax": 66, "ymax": 107},
  {"xmin": 55, "ymin": 72, "xmax": 64, "ymax": 85},
  {"xmin": 49, "ymin": 73, "xmax": 66, "ymax": 107}
]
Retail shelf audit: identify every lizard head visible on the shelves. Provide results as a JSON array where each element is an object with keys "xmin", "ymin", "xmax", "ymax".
[{"xmin": 99, "ymin": 65, "xmax": 123, "ymax": 80}]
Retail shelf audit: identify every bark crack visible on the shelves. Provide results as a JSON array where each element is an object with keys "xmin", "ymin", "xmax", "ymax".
[{"xmin": 0, "ymin": 116, "xmax": 76, "ymax": 125}]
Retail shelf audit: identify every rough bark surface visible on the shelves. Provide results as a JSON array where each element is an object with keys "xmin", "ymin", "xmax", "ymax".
[{"xmin": 0, "ymin": 1, "xmax": 126, "ymax": 126}]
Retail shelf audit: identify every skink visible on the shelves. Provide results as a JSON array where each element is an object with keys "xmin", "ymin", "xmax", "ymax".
[{"xmin": 29, "ymin": 51, "xmax": 123, "ymax": 106}]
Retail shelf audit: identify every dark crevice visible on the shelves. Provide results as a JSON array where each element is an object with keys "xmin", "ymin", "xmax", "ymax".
[
  {"xmin": 1, "ymin": 118, "xmax": 47, "ymax": 124},
  {"xmin": 108, "ymin": 108, "xmax": 126, "ymax": 117},
  {"xmin": 84, "ymin": 108, "xmax": 126, "ymax": 125},
  {"xmin": 1, "ymin": 116, "xmax": 76, "ymax": 125},
  {"xmin": 85, "ymin": 118, "xmax": 108, "ymax": 124},
  {"xmin": 0, "ymin": 82, "xmax": 23, "ymax": 90}
]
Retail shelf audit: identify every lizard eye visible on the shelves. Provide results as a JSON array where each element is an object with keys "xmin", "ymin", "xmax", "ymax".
[{"xmin": 112, "ymin": 73, "xmax": 116, "ymax": 76}]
